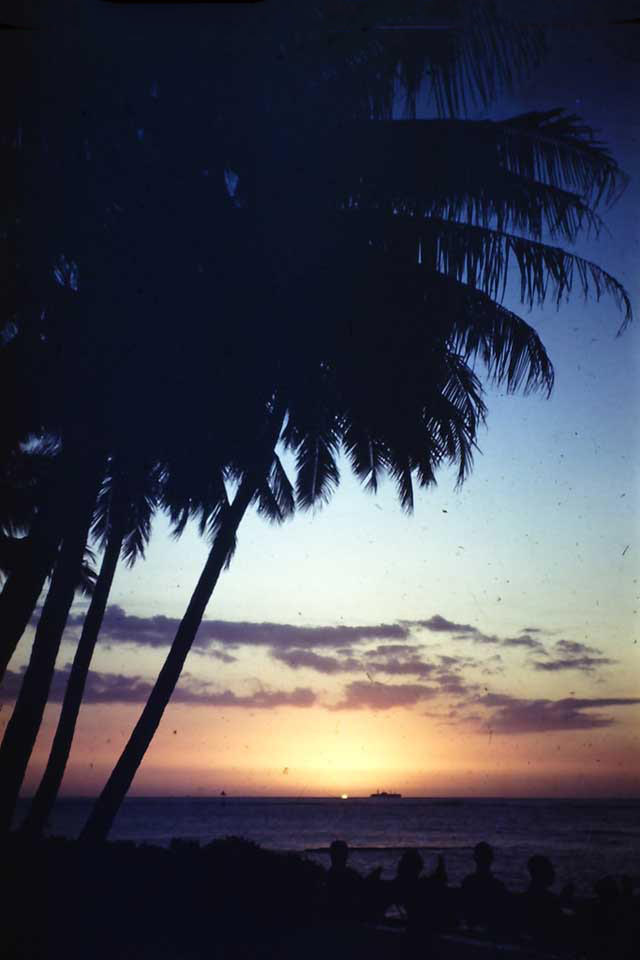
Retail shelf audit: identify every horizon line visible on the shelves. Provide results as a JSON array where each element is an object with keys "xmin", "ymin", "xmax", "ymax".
[{"xmin": 20, "ymin": 793, "xmax": 640, "ymax": 801}]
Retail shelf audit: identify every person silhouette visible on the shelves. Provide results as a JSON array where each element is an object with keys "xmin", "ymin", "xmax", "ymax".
[
  {"xmin": 521, "ymin": 854, "xmax": 566, "ymax": 947},
  {"xmin": 425, "ymin": 853, "xmax": 458, "ymax": 934},
  {"xmin": 460, "ymin": 841, "xmax": 507, "ymax": 933},
  {"xmin": 325, "ymin": 839, "xmax": 366, "ymax": 925},
  {"xmin": 392, "ymin": 849, "xmax": 456, "ymax": 950},
  {"xmin": 578, "ymin": 874, "xmax": 637, "ymax": 960},
  {"xmin": 391, "ymin": 847, "xmax": 428, "ymax": 949},
  {"xmin": 393, "ymin": 848, "xmax": 424, "ymax": 919}
]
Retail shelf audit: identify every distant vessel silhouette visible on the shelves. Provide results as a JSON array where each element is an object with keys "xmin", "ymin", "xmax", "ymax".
[{"xmin": 369, "ymin": 790, "xmax": 401, "ymax": 798}]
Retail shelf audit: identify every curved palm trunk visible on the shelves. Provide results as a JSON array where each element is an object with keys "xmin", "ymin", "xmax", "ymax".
[
  {"xmin": 79, "ymin": 475, "xmax": 257, "ymax": 845},
  {"xmin": 0, "ymin": 457, "xmax": 104, "ymax": 834},
  {"xmin": 19, "ymin": 520, "xmax": 124, "ymax": 839},
  {"xmin": 0, "ymin": 505, "xmax": 63, "ymax": 684}
]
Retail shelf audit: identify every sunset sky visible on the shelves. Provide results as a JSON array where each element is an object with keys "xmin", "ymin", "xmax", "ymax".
[{"xmin": 3, "ymin": 1, "xmax": 639, "ymax": 799}]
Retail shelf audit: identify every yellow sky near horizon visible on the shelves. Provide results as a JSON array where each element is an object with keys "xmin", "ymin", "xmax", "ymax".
[{"xmin": 17, "ymin": 678, "xmax": 640, "ymax": 800}]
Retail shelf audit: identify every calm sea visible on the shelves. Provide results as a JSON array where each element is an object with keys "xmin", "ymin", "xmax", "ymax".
[{"xmin": 14, "ymin": 796, "xmax": 639, "ymax": 897}]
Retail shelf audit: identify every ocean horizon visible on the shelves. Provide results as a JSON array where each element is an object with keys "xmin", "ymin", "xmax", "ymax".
[{"xmin": 14, "ymin": 795, "xmax": 639, "ymax": 898}]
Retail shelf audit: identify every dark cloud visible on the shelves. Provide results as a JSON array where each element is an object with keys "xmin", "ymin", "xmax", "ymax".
[
  {"xmin": 411, "ymin": 613, "xmax": 502, "ymax": 645},
  {"xmin": 436, "ymin": 672, "xmax": 475, "ymax": 695},
  {"xmin": 532, "ymin": 655, "xmax": 615, "ymax": 673},
  {"xmin": 438, "ymin": 654, "xmax": 476, "ymax": 669},
  {"xmin": 1, "ymin": 667, "xmax": 316, "ymax": 709},
  {"xmin": 477, "ymin": 693, "xmax": 515, "ymax": 708},
  {"xmin": 369, "ymin": 644, "xmax": 418, "ymax": 657},
  {"xmin": 554, "ymin": 639, "xmax": 600, "ymax": 657},
  {"xmin": 477, "ymin": 693, "xmax": 640, "ymax": 733},
  {"xmin": 1, "ymin": 666, "xmax": 71, "ymax": 704},
  {"xmin": 332, "ymin": 681, "xmax": 438, "ymax": 711},
  {"xmin": 501, "ymin": 634, "xmax": 546, "ymax": 651},
  {"xmin": 416, "ymin": 615, "xmax": 478, "ymax": 634},
  {"xmin": 429, "ymin": 706, "xmax": 483, "ymax": 726},
  {"xmin": 531, "ymin": 639, "xmax": 616, "ymax": 673},
  {"xmin": 365, "ymin": 657, "xmax": 436, "ymax": 679},
  {"xmin": 449, "ymin": 631, "xmax": 500, "ymax": 645},
  {"xmin": 180, "ymin": 686, "xmax": 316, "ymax": 709},
  {"xmin": 271, "ymin": 645, "xmax": 438, "ymax": 680},
  {"xmin": 63, "ymin": 608, "xmax": 571, "ymax": 674},
  {"xmin": 272, "ymin": 649, "xmax": 361, "ymax": 674},
  {"xmin": 208, "ymin": 650, "xmax": 237, "ymax": 664},
  {"xmin": 83, "ymin": 606, "xmax": 408, "ymax": 653}
]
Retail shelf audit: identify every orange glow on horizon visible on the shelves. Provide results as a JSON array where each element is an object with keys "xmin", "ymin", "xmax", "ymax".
[{"xmin": 15, "ymin": 700, "xmax": 640, "ymax": 800}]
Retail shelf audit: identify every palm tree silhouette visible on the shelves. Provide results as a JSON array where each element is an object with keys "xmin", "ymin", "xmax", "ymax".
[
  {"xmin": 19, "ymin": 455, "xmax": 162, "ymax": 838},
  {"xmin": 76, "ymin": 2, "xmax": 631, "ymax": 842},
  {"xmin": 0, "ymin": 445, "xmax": 100, "ymax": 683},
  {"xmin": 80, "ymin": 401, "xmax": 289, "ymax": 842},
  {"xmin": 0, "ymin": 298, "xmax": 107, "ymax": 684},
  {"xmin": 0, "ymin": 441, "xmax": 106, "ymax": 833}
]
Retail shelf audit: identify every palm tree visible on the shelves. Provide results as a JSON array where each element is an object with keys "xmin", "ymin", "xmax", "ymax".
[
  {"xmin": 0, "ymin": 441, "xmax": 106, "ymax": 833},
  {"xmin": 0, "ymin": 253, "xmax": 123, "ymax": 835},
  {"xmin": 80, "ymin": 402, "xmax": 290, "ymax": 843},
  {"xmin": 0, "ymin": 444, "xmax": 99, "ymax": 683},
  {"xmin": 77, "ymin": 2, "xmax": 631, "ymax": 842},
  {"xmin": 0, "ymin": 36, "xmax": 270, "ymax": 831},
  {"xmin": 19, "ymin": 455, "xmax": 161, "ymax": 838},
  {"xmin": 0, "ymin": 463, "xmax": 74, "ymax": 687},
  {"xmin": 0, "ymin": 301, "xmax": 101, "ymax": 685},
  {"xmin": 80, "ymin": 269, "xmax": 556, "ymax": 844}
]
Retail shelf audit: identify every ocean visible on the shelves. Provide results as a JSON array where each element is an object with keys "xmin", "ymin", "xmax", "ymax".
[{"xmin": 14, "ymin": 796, "xmax": 639, "ymax": 897}]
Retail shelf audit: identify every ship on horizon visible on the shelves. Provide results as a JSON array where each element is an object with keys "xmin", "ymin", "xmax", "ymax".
[{"xmin": 369, "ymin": 790, "xmax": 402, "ymax": 798}]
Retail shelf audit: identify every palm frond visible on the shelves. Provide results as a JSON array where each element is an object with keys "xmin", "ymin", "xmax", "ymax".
[
  {"xmin": 197, "ymin": 478, "xmax": 231, "ymax": 542},
  {"xmin": 431, "ymin": 352, "xmax": 486, "ymax": 485},
  {"xmin": 253, "ymin": 461, "xmax": 296, "ymax": 525},
  {"xmin": 441, "ymin": 2, "xmax": 547, "ymax": 118},
  {"xmin": 373, "ymin": 215, "xmax": 632, "ymax": 330},
  {"xmin": 337, "ymin": 332, "xmax": 485, "ymax": 504},
  {"xmin": 293, "ymin": 427, "xmax": 341, "ymax": 510},
  {"xmin": 339, "ymin": 116, "xmax": 618, "ymax": 243},
  {"xmin": 161, "ymin": 451, "xmax": 228, "ymax": 542},
  {"xmin": 500, "ymin": 109, "xmax": 628, "ymax": 208},
  {"xmin": 90, "ymin": 458, "xmax": 161, "ymax": 567},
  {"xmin": 121, "ymin": 483, "xmax": 158, "ymax": 567},
  {"xmin": 388, "ymin": 453, "xmax": 415, "ymax": 512},
  {"xmin": 0, "ymin": 534, "xmax": 29, "ymax": 578},
  {"xmin": 209, "ymin": 497, "xmax": 237, "ymax": 570},
  {"xmin": 436, "ymin": 276, "xmax": 555, "ymax": 395},
  {"xmin": 314, "ymin": 1, "xmax": 546, "ymax": 119},
  {"xmin": 77, "ymin": 546, "xmax": 97, "ymax": 597},
  {"xmin": 0, "ymin": 485, "xmax": 37, "ymax": 538},
  {"xmin": 254, "ymin": 481, "xmax": 283, "ymax": 524},
  {"xmin": 342, "ymin": 425, "xmax": 389, "ymax": 494},
  {"xmin": 0, "ymin": 445, "xmax": 58, "ymax": 537},
  {"xmin": 91, "ymin": 467, "xmax": 115, "ymax": 547},
  {"xmin": 269, "ymin": 454, "xmax": 296, "ymax": 519}
]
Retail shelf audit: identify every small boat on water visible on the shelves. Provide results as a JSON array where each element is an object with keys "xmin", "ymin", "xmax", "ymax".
[{"xmin": 369, "ymin": 790, "xmax": 401, "ymax": 798}]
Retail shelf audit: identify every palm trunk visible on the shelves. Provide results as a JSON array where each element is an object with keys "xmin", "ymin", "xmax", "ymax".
[
  {"xmin": 0, "ymin": 456, "xmax": 104, "ymax": 834},
  {"xmin": 19, "ymin": 520, "xmax": 124, "ymax": 839},
  {"xmin": 0, "ymin": 500, "xmax": 63, "ymax": 684},
  {"xmin": 78, "ymin": 474, "xmax": 257, "ymax": 845}
]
